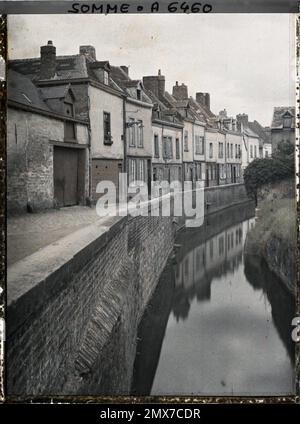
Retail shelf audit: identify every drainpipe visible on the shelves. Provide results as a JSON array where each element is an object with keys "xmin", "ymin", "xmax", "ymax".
[
  {"xmin": 88, "ymin": 124, "xmax": 92, "ymax": 202},
  {"xmin": 181, "ymin": 124, "xmax": 184, "ymax": 183},
  {"xmin": 86, "ymin": 85, "xmax": 92, "ymax": 204},
  {"xmin": 192, "ymin": 120, "xmax": 195, "ymax": 188},
  {"xmin": 225, "ymin": 133, "xmax": 227, "ymax": 184},
  {"xmin": 122, "ymin": 96, "xmax": 127, "ymax": 173}
]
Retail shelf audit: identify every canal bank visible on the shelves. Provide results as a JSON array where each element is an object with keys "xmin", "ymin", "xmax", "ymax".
[
  {"xmin": 7, "ymin": 183, "xmax": 250, "ymax": 396},
  {"xmin": 244, "ymin": 179, "xmax": 296, "ymax": 294},
  {"xmin": 132, "ymin": 203, "xmax": 295, "ymax": 396}
]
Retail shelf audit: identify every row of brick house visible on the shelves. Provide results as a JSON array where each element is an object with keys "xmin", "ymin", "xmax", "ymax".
[{"xmin": 7, "ymin": 41, "xmax": 273, "ymax": 214}]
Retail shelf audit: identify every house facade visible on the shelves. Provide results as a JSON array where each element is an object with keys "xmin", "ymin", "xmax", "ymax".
[
  {"xmin": 151, "ymin": 119, "xmax": 183, "ymax": 184},
  {"xmin": 7, "ymin": 70, "xmax": 89, "ymax": 213},
  {"xmin": 237, "ymin": 114, "xmax": 260, "ymax": 171},
  {"xmin": 110, "ymin": 67, "xmax": 153, "ymax": 192},
  {"xmin": 8, "ymin": 45, "xmax": 273, "ymax": 216},
  {"xmin": 143, "ymin": 73, "xmax": 184, "ymax": 186},
  {"xmin": 270, "ymin": 107, "xmax": 295, "ymax": 153}
]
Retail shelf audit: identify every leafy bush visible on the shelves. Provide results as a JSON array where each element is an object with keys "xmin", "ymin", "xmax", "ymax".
[{"xmin": 244, "ymin": 140, "xmax": 294, "ymax": 205}]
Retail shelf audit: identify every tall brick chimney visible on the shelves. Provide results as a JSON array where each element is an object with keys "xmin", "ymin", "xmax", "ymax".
[
  {"xmin": 40, "ymin": 40, "xmax": 56, "ymax": 80},
  {"xmin": 143, "ymin": 70, "xmax": 165, "ymax": 99},
  {"xmin": 172, "ymin": 82, "xmax": 188, "ymax": 100},
  {"xmin": 79, "ymin": 45, "xmax": 96, "ymax": 61},
  {"xmin": 236, "ymin": 113, "xmax": 249, "ymax": 128},
  {"xmin": 196, "ymin": 92, "xmax": 210, "ymax": 110}
]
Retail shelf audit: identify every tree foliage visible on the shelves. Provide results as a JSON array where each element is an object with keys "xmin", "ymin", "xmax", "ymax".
[{"xmin": 243, "ymin": 140, "xmax": 295, "ymax": 205}]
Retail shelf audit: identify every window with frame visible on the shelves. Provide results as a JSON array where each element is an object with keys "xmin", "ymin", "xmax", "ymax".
[
  {"xmin": 209, "ymin": 143, "xmax": 213, "ymax": 159},
  {"xmin": 195, "ymin": 135, "xmax": 204, "ymax": 155},
  {"xmin": 64, "ymin": 101, "xmax": 74, "ymax": 117},
  {"xmin": 154, "ymin": 134, "xmax": 159, "ymax": 158},
  {"xmin": 254, "ymin": 145, "xmax": 257, "ymax": 158},
  {"xmin": 137, "ymin": 159, "xmax": 145, "ymax": 182},
  {"xmin": 163, "ymin": 136, "xmax": 173, "ymax": 159},
  {"xmin": 176, "ymin": 138, "xmax": 180, "ymax": 159},
  {"xmin": 128, "ymin": 118, "xmax": 135, "ymax": 147},
  {"xmin": 227, "ymin": 143, "xmax": 230, "ymax": 159},
  {"xmin": 227, "ymin": 164, "xmax": 231, "ymax": 178},
  {"xmin": 184, "ymin": 131, "xmax": 189, "ymax": 152},
  {"xmin": 230, "ymin": 143, "xmax": 233, "ymax": 159},
  {"xmin": 103, "ymin": 112, "xmax": 112, "ymax": 145},
  {"xmin": 137, "ymin": 120, "xmax": 144, "ymax": 147},
  {"xmin": 283, "ymin": 115, "xmax": 292, "ymax": 128},
  {"xmin": 235, "ymin": 144, "xmax": 238, "ymax": 158},
  {"xmin": 196, "ymin": 163, "xmax": 201, "ymax": 180},
  {"xmin": 218, "ymin": 142, "xmax": 224, "ymax": 158},
  {"xmin": 129, "ymin": 158, "xmax": 136, "ymax": 184},
  {"xmin": 250, "ymin": 145, "xmax": 253, "ymax": 158}
]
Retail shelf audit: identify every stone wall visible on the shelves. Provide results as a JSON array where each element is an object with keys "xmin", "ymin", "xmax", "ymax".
[
  {"xmin": 257, "ymin": 178, "xmax": 295, "ymax": 202},
  {"xmin": 7, "ymin": 107, "xmax": 89, "ymax": 214},
  {"xmin": 245, "ymin": 178, "xmax": 296, "ymax": 294},
  {"xmin": 7, "ymin": 182, "xmax": 250, "ymax": 396},
  {"xmin": 7, "ymin": 214, "xmax": 174, "ymax": 396},
  {"xmin": 204, "ymin": 183, "xmax": 248, "ymax": 215}
]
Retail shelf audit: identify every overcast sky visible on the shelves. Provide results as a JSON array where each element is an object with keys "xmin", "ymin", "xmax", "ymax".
[{"xmin": 8, "ymin": 14, "xmax": 295, "ymax": 126}]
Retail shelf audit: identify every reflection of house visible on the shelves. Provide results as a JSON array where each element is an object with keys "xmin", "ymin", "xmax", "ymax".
[
  {"xmin": 175, "ymin": 221, "xmax": 245, "ymax": 292},
  {"xmin": 7, "ymin": 69, "xmax": 89, "ymax": 213},
  {"xmin": 172, "ymin": 219, "xmax": 249, "ymax": 323},
  {"xmin": 270, "ymin": 107, "xmax": 295, "ymax": 153}
]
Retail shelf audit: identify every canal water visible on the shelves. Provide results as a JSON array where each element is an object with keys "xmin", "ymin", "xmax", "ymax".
[{"xmin": 131, "ymin": 203, "xmax": 295, "ymax": 396}]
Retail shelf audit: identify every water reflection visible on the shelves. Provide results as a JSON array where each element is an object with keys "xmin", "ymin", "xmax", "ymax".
[{"xmin": 131, "ymin": 203, "xmax": 295, "ymax": 396}]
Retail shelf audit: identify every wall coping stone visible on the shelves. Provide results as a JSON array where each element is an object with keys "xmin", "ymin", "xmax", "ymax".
[{"xmin": 7, "ymin": 215, "xmax": 126, "ymax": 337}]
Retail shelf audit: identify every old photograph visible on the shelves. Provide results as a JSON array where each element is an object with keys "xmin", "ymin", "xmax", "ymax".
[{"xmin": 5, "ymin": 13, "xmax": 296, "ymax": 397}]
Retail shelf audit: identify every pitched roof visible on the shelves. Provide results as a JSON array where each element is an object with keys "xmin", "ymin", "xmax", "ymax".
[
  {"xmin": 110, "ymin": 66, "xmax": 152, "ymax": 104},
  {"xmin": 144, "ymin": 88, "xmax": 182, "ymax": 126},
  {"xmin": 248, "ymin": 120, "xmax": 271, "ymax": 144},
  {"xmin": 10, "ymin": 55, "xmax": 89, "ymax": 81},
  {"xmin": 188, "ymin": 96, "xmax": 215, "ymax": 121},
  {"xmin": 243, "ymin": 126, "xmax": 260, "ymax": 138},
  {"xmin": 40, "ymin": 84, "xmax": 73, "ymax": 100},
  {"xmin": 9, "ymin": 55, "xmax": 124, "ymax": 94},
  {"xmin": 271, "ymin": 107, "xmax": 295, "ymax": 129},
  {"xmin": 8, "ymin": 69, "xmax": 51, "ymax": 112}
]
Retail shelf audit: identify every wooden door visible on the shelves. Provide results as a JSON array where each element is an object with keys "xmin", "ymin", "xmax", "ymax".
[{"xmin": 54, "ymin": 147, "xmax": 78, "ymax": 207}]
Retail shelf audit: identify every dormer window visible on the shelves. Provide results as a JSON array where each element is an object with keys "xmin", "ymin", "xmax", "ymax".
[
  {"xmin": 283, "ymin": 114, "xmax": 292, "ymax": 128},
  {"xmin": 137, "ymin": 89, "xmax": 141, "ymax": 101},
  {"xmin": 104, "ymin": 70, "xmax": 109, "ymax": 85},
  {"xmin": 64, "ymin": 101, "xmax": 74, "ymax": 117}
]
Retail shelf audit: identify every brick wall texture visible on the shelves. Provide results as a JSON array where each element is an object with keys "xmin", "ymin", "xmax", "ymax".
[
  {"xmin": 7, "ymin": 107, "xmax": 89, "ymax": 214},
  {"xmin": 7, "ymin": 183, "xmax": 248, "ymax": 396},
  {"xmin": 7, "ymin": 215, "xmax": 175, "ymax": 396}
]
